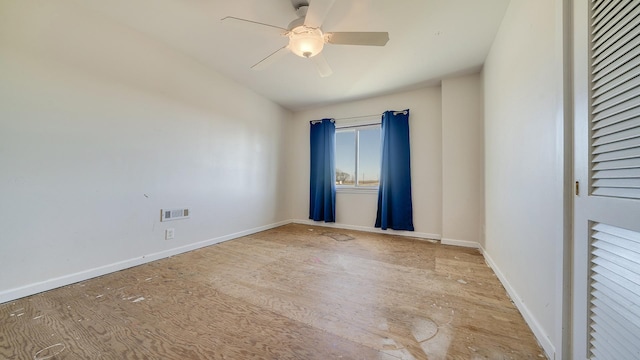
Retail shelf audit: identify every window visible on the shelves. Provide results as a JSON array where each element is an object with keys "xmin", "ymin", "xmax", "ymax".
[{"xmin": 335, "ymin": 125, "xmax": 381, "ymax": 187}]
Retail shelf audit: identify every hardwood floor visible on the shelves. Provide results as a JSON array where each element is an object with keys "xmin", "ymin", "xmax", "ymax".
[{"xmin": 0, "ymin": 224, "xmax": 546, "ymax": 359}]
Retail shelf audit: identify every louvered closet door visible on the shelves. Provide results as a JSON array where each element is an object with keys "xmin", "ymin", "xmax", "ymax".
[{"xmin": 573, "ymin": 1, "xmax": 640, "ymax": 359}]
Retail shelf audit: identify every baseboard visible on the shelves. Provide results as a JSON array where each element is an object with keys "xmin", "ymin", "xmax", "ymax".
[
  {"xmin": 291, "ymin": 219, "xmax": 441, "ymax": 241},
  {"xmin": 2, "ymin": 218, "xmax": 555, "ymax": 360},
  {"xmin": 0, "ymin": 220, "xmax": 290, "ymax": 304},
  {"xmin": 294, "ymin": 222, "xmax": 553, "ymax": 358},
  {"xmin": 441, "ymin": 237, "xmax": 480, "ymax": 248},
  {"xmin": 480, "ymin": 245, "xmax": 555, "ymax": 359}
]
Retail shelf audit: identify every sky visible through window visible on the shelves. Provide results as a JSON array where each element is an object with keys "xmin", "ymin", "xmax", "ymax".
[
  {"xmin": 335, "ymin": 127, "xmax": 380, "ymax": 186},
  {"xmin": 335, "ymin": 131, "xmax": 355, "ymax": 184}
]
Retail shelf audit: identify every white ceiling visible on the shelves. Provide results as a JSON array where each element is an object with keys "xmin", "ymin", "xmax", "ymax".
[{"xmin": 81, "ymin": 0, "xmax": 510, "ymax": 111}]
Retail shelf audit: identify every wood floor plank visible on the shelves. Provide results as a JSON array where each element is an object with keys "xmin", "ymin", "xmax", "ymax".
[{"xmin": 0, "ymin": 224, "xmax": 546, "ymax": 359}]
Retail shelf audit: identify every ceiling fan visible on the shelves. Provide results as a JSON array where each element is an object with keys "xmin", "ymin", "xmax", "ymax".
[{"xmin": 221, "ymin": 0, "xmax": 389, "ymax": 77}]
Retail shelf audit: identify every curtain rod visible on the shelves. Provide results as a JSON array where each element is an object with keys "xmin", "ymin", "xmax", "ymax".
[
  {"xmin": 310, "ymin": 110, "xmax": 408, "ymax": 124},
  {"xmin": 309, "ymin": 119, "xmax": 335, "ymax": 124}
]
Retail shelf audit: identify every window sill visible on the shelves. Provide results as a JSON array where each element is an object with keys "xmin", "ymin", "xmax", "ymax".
[{"xmin": 336, "ymin": 187, "xmax": 379, "ymax": 194}]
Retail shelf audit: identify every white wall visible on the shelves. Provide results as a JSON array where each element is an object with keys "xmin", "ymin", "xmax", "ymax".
[
  {"xmin": 288, "ymin": 88, "xmax": 443, "ymax": 238},
  {"xmin": 482, "ymin": 0, "xmax": 565, "ymax": 357},
  {"xmin": 442, "ymin": 75, "xmax": 484, "ymax": 246},
  {"xmin": 0, "ymin": 1, "xmax": 291, "ymax": 302}
]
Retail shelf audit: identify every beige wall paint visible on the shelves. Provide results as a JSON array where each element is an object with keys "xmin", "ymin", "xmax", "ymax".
[
  {"xmin": 0, "ymin": 1, "xmax": 292, "ymax": 301},
  {"xmin": 483, "ymin": 0, "xmax": 565, "ymax": 356},
  {"xmin": 288, "ymin": 87, "xmax": 443, "ymax": 237},
  {"xmin": 289, "ymin": 78, "xmax": 486, "ymax": 244},
  {"xmin": 442, "ymin": 74, "xmax": 484, "ymax": 246}
]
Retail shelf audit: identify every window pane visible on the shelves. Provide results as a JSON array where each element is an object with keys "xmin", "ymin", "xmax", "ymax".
[
  {"xmin": 335, "ymin": 130, "xmax": 355, "ymax": 185},
  {"xmin": 357, "ymin": 127, "xmax": 381, "ymax": 186}
]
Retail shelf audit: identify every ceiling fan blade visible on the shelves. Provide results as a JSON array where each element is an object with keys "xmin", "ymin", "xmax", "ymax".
[
  {"xmin": 311, "ymin": 53, "xmax": 332, "ymax": 77},
  {"xmin": 325, "ymin": 32, "xmax": 390, "ymax": 46},
  {"xmin": 221, "ymin": 16, "xmax": 289, "ymax": 36},
  {"xmin": 251, "ymin": 46, "xmax": 290, "ymax": 71},
  {"xmin": 304, "ymin": 0, "xmax": 336, "ymax": 28}
]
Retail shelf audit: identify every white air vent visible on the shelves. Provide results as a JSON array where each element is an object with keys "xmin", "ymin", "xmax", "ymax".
[{"xmin": 161, "ymin": 208, "xmax": 190, "ymax": 222}]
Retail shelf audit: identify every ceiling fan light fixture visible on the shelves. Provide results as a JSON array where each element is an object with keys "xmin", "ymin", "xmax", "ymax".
[{"xmin": 288, "ymin": 26, "xmax": 325, "ymax": 58}]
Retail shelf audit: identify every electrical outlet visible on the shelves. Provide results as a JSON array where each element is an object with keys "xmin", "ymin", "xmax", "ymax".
[{"xmin": 165, "ymin": 228, "xmax": 175, "ymax": 240}]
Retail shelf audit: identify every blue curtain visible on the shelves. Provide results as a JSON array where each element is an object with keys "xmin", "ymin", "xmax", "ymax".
[
  {"xmin": 375, "ymin": 110, "xmax": 414, "ymax": 231},
  {"xmin": 309, "ymin": 119, "xmax": 336, "ymax": 222}
]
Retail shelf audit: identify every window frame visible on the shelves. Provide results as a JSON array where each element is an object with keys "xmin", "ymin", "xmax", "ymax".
[{"xmin": 335, "ymin": 122, "xmax": 381, "ymax": 193}]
